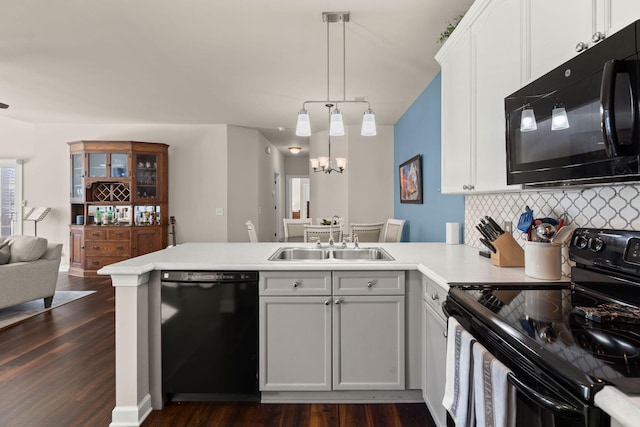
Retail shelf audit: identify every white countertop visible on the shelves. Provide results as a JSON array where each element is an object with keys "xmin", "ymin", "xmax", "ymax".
[
  {"xmin": 98, "ymin": 241, "xmax": 634, "ymax": 423},
  {"xmin": 98, "ymin": 242, "xmax": 565, "ymax": 290}
]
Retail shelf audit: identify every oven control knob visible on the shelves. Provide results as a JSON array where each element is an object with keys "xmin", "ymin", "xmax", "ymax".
[
  {"xmin": 574, "ymin": 235, "xmax": 588, "ymax": 249},
  {"xmin": 588, "ymin": 237, "xmax": 605, "ymax": 252}
]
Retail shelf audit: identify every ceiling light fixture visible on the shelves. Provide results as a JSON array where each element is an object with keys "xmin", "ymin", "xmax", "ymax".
[
  {"xmin": 310, "ymin": 104, "xmax": 348, "ymax": 173},
  {"xmin": 295, "ymin": 11, "xmax": 377, "ymax": 141},
  {"xmin": 288, "ymin": 146, "xmax": 302, "ymax": 154}
]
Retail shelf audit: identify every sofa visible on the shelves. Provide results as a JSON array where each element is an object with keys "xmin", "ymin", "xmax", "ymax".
[{"xmin": 0, "ymin": 235, "xmax": 63, "ymax": 310}]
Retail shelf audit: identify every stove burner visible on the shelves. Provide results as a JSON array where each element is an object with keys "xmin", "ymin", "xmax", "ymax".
[
  {"xmin": 574, "ymin": 303, "xmax": 640, "ymax": 324},
  {"xmin": 570, "ymin": 314, "xmax": 640, "ymax": 377}
]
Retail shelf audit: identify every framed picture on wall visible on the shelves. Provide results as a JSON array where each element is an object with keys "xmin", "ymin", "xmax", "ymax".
[{"xmin": 399, "ymin": 154, "xmax": 422, "ymax": 204}]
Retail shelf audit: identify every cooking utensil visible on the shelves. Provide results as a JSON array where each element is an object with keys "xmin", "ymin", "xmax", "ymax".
[
  {"xmin": 534, "ymin": 223, "xmax": 556, "ymax": 242},
  {"xmin": 517, "ymin": 206, "xmax": 534, "ymax": 233},
  {"xmin": 551, "ymin": 225, "xmax": 574, "ymax": 245}
]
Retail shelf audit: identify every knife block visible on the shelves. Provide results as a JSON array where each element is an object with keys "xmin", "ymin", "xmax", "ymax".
[{"xmin": 490, "ymin": 233, "xmax": 525, "ymax": 267}]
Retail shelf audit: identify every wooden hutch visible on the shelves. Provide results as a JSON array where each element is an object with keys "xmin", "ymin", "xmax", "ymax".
[{"xmin": 68, "ymin": 141, "xmax": 169, "ymax": 277}]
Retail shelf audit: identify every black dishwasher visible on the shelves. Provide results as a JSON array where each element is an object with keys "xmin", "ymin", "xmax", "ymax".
[{"xmin": 160, "ymin": 271, "xmax": 259, "ymax": 402}]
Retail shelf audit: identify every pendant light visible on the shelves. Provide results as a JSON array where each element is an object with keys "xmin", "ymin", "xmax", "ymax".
[{"xmin": 294, "ymin": 12, "xmax": 377, "ymax": 141}]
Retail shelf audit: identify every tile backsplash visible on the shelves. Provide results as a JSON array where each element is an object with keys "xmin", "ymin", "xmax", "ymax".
[{"xmin": 464, "ymin": 184, "xmax": 640, "ymax": 276}]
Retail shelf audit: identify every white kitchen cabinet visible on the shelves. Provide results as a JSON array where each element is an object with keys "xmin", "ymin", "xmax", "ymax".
[
  {"xmin": 472, "ymin": 0, "xmax": 524, "ymax": 193},
  {"xmin": 439, "ymin": 27, "xmax": 473, "ymax": 194},
  {"xmin": 528, "ymin": 0, "xmax": 640, "ymax": 82},
  {"xmin": 333, "ymin": 295, "xmax": 405, "ymax": 390},
  {"xmin": 259, "ymin": 296, "xmax": 332, "ymax": 391},
  {"xmin": 437, "ymin": 0, "xmax": 521, "ymax": 194},
  {"xmin": 422, "ymin": 276, "xmax": 448, "ymax": 427},
  {"xmin": 259, "ymin": 270, "xmax": 405, "ymax": 392}
]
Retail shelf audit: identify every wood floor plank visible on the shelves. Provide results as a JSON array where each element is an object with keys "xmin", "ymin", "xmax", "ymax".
[{"xmin": 0, "ymin": 273, "xmax": 435, "ymax": 427}]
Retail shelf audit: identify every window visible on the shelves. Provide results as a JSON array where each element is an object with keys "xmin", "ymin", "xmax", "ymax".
[{"xmin": 0, "ymin": 159, "xmax": 23, "ymax": 236}]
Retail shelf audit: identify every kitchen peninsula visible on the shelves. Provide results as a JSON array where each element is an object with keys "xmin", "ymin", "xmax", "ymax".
[{"xmin": 99, "ymin": 242, "xmax": 636, "ymax": 427}]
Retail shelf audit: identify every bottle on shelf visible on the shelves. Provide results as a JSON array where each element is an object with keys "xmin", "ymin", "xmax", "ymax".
[
  {"xmin": 95, "ymin": 208, "xmax": 102, "ymax": 225},
  {"xmin": 108, "ymin": 207, "xmax": 113, "ymax": 224}
]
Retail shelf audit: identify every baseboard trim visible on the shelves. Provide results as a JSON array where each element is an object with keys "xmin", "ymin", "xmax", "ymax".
[
  {"xmin": 109, "ymin": 393, "xmax": 152, "ymax": 427},
  {"xmin": 261, "ymin": 389, "xmax": 424, "ymax": 404}
]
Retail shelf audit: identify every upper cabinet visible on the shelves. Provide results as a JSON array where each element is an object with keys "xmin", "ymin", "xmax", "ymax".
[
  {"xmin": 437, "ymin": 0, "xmax": 640, "ymax": 194},
  {"xmin": 528, "ymin": 0, "xmax": 640, "ymax": 82},
  {"xmin": 437, "ymin": 0, "xmax": 522, "ymax": 194}
]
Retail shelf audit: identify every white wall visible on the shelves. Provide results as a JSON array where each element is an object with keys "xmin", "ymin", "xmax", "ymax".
[
  {"xmin": 284, "ymin": 155, "xmax": 309, "ymax": 176},
  {"xmin": 309, "ymin": 125, "xmax": 394, "ymax": 229},
  {"xmin": 0, "ymin": 119, "xmax": 285, "ymax": 267}
]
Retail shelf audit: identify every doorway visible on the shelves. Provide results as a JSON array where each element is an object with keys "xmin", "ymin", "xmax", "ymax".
[{"xmin": 286, "ymin": 176, "xmax": 310, "ymax": 220}]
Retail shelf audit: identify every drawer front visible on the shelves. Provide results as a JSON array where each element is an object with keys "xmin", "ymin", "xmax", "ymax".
[
  {"xmin": 423, "ymin": 275, "xmax": 447, "ymax": 315},
  {"xmin": 107, "ymin": 228, "xmax": 131, "ymax": 240},
  {"xmin": 333, "ymin": 271, "xmax": 405, "ymax": 295},
  {"xmin": 259, "ymin": 271, "xmax": 332, "ymax": 296},
  {"xmin": 85, "ymin": 241, "xmax": 131, "ymax": 257},
  {"xmin": 85, "ymin": 228, "xmax": 107, "ymax": 240},
  {"xmin": 85, "ymin": 256, "xmax": 129, "ymax": 270}
]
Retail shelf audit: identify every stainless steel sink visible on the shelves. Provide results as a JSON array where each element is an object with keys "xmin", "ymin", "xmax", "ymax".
[
  {"xmin": 331, "ymin": 248, "xmax": 394, "ymax": 260},
  {"xmin": 268, "ymin": 248, "xmax": 331, "ymax": 260},
  {"xmin": 268, "ymin": 247, "xmax": 394, "ymax": 261}
]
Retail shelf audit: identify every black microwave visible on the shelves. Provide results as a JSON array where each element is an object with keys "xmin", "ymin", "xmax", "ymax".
[{"xmin": 505, "ymin": 20, "xmax": 640, "ymax": 188}]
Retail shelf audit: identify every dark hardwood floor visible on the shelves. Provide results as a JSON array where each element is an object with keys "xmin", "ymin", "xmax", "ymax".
[{"xmin": 0, "ymin": 273, "xmax": 435, "ymax": 427}]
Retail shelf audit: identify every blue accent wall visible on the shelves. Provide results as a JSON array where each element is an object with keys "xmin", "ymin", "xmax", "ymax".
[{"xmin": 394, "ymin": 73, "xmax": 465, "ymax": 242}]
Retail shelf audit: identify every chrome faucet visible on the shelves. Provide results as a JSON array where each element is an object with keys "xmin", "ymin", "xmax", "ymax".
[{"xmin": 329, "ymin": 215, "xmax": 342, "ymax": 248}]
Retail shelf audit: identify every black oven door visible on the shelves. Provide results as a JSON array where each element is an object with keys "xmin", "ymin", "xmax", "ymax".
[
  {"xmin": 444, "ymin": 297, "xmax": 610, "ymax": 427},
  {"xmin": 505, "ymin": 21, "xmax": 640, "ymax": 187}
]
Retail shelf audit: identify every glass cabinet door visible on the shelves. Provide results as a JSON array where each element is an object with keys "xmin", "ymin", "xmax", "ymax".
[
  {"xmin": 71, "ymin": 154, "xmax": 83, "ymax": 199},
  {"xmin": 135, "ymin": 153, "xmax": 158, "ymax": 199},
  {"xmin": 110, "ymin": 153, "xmax": 129, "ymax": 177},
  {"xmin": 88, "ymin": 153, "xmax": 107, "ymax": 177}
]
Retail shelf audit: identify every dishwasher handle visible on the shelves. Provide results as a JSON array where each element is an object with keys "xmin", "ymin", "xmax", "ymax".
[{"xmin": 507, "ymin": 373, "xmax": 583, "ymax": 419}]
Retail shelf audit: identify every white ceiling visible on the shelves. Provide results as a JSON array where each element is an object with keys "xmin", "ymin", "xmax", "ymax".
[{"xmin": 0, "ymin": 0, "xmax": 472, "ymax": 155}]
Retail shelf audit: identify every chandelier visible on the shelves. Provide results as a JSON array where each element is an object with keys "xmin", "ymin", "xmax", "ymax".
[{"xmin": 296, "ymin": 12, "xmax": 377, "ymax": 174}]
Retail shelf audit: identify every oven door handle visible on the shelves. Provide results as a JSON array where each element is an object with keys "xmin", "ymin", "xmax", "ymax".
[{"xmin": 507, "ymin": 373, "xmax": 583, "ymax": 419}]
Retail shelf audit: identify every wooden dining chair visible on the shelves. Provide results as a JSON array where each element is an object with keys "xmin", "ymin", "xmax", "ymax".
[
  {"xmin": 381, "ymin": 219, "xmax": 406, "ymax": 242},
  {"xmin": 283, "ymin": 218, "xmax": 312, "ymax": 240},
  {"xmin": 349, "ymin": 222, "xmax": 385, "ymax": 243},
  {"xmin": 245, "ymin": 220, "xmax": 258, "ymax": 243},
  {"xmin": 303, "ymin": 225, "xmax": 342, "ymax": 243}
]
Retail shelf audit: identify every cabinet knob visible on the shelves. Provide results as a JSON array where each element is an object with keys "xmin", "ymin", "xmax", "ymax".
[
  {"xmin": 591, "ymin": 32, "xmax": 606, "ymax": 43},
  {"xmin": 367, "ymin": 281, "xmax": 374, "ymax": 288},
  {"xmin": 575, "ymin": 41, "xmax": 589, "ymax": 52},
  {"xmin": 431, "ymin": 293, "xmax": 439, "ymax": 301},
  {"xmin": 92, "ymin": 246, "xmax": 100, "ymax": 250},
  {"xmin": 293, "ymin": 281, "xmax": 299, "ymax": 288},
  {"xmin": 324, "ymin": 300, "xmax": 331, "ymax": 306},
  {"xmin": 334, "ymin": 299, "xmax": 341, "ymax": 305}
]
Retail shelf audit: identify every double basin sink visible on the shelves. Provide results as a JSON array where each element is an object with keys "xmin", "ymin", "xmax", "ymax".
[{"xmin": 269, "ymin": 246, "xmax": 394, "ymax": 261}]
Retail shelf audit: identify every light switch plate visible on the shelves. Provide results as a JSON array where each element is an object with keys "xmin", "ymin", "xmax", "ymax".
[{"xmin": 215, "ymin": 208, "xmax": 224, "ymax": 216}]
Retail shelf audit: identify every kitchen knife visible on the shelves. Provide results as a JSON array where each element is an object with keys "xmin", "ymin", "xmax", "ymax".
[
  {"xmin": 480, "ymin": 238, "xmax": 497, "ymax": 253},
  {"xmin": 476, "ymin": 224, "xmax": 493, "ymax": 241},
  {"xmin": 485, "ymin": 216, "xmax": 505, "ymax": 235}
]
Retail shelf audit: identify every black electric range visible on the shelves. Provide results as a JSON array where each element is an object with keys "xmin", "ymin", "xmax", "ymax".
[{"xmin": 446, "ymin": 228, "xmax": 640, "ymax": 406}]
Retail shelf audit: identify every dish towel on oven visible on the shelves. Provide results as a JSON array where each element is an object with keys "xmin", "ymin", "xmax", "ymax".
[
  {"xmin": 472, "ymin": 341, "xmax": 516, "ymax": 427},
  {"xmin": 442, "ymin": 317, "xmax": 475, "ymax": 427}
]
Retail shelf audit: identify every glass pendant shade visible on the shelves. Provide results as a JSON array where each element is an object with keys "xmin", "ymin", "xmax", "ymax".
[
  {"xmin": 318, "ymin": 157, "xmax": 330, "ymax": 170},
  {"xmin": 329, "ymin": 109, "xmax": 345, "ymax": 136},
  {"xmin": 296, "ymin": 109, "xmax": 311, "ymax": 136},
  {"xmin": 551, "ymin": 106, "xmax": 570, "ymax": 130},
  {"xmin": 310, "ymin": 158, "xmax": 320, "ymax": 170},
  {"xmin": 520, "ymin": 106, "xmax": 537, "ymax": 132},
  {"xmin": 335, "ymin": 158, "xmax": 348, "ymax": 170},
  {"xmin": 361, "ymin": 109, "xmax": 377, "ymax": 136}
]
